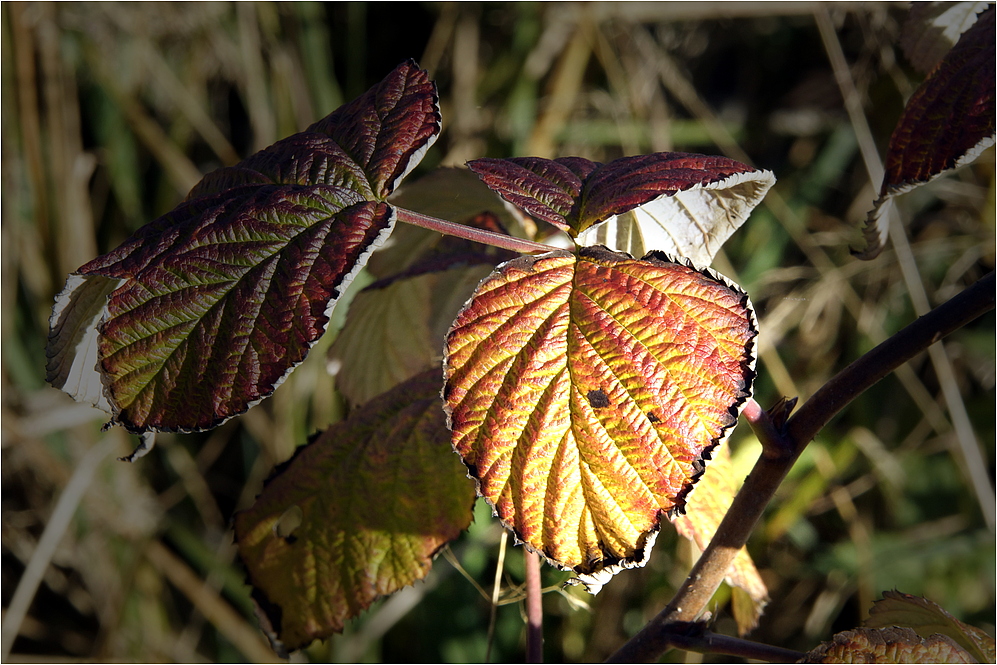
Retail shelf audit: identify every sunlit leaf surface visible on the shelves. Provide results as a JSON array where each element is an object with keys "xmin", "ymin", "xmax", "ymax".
[
  {"xmin": 673, "ymin": 444, "xmax": 768, "ymax": 634},
  {"xmin": 861, "ymin": 7, "xmax": 995, "ymax": 259},
  {"xmin": 46, "ymin": 60, "xmax": 440, "ymax": 432},
  {"xmin": 468, "ymin": 153, "xmax": 774, "ymax": 266},
  {"xmin": 234, "ymin": 370, "xmax": 475, "ymax": 652},
  {"xmin": 444, "ymin": 246, "xmax": 757, "ymax": 578}
]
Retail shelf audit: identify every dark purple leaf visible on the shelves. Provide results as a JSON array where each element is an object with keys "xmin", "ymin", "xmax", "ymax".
[
  {"xmin": 47, "ymin": 60, "xmax": 441, "ymax": 433},
  {"xmin": 468, "ymin": 152, "xmax": 774, "ymax": 265},
  {"xmin": 860, "ymin": 7, "xmax": 995, "ymax": 259}
]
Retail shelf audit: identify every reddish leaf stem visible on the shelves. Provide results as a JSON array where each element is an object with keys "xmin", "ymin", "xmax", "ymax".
[
  {"xmin": 606, "ymin": 272, "xmax": 994, "ymax": 663},
  {"xmin": 524, "ymin": 550, "xmax": 543, "ymax": 663},
  {"xmin": 395, "ymin": 207, "xmax": 557, "ymax": 255}
]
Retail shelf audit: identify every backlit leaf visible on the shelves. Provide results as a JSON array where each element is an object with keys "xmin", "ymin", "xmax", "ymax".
[
  {"xmin": 673, "ymin": 444, "xmax": 768, "ymax": 635},
  {"xmin": 800, "ymin": 626, "xmax": 976, "ymax": 664},
  {"xmin": 866, "ymin": 591, "xmax": 995, "ymax": 663},
  {"xmin": 444, "ymin": 246, "xmax": 757, "ymax": 580},
  {"xmin": 234, "ymin": 370, "xmax": 475, "ymax": 652},
  {"xmin": 468, "ymin": 153, "xmax": 774, "ymax": 266},
  {"xmin": 46, "ymin": 60, "xmax": 441, "ymax": 433},
  {"xmin": 860, "ymin": 7, "xmax": 995, "ymax": 259}
]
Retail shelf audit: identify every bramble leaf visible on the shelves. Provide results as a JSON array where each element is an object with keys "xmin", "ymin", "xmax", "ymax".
[
  {"xmin": 867, "ymin": 591, "xmax": 996, "ymax": 663},
  {"xmin": 46, "ymin": 60, "xmax": 440, "ymax": 433},
  {"xmin": 444, "ymin": 246, "xmax": 757, "ymax": 581},
  {"xmin": 331, "ymin": 211, "xmax": 516, "ymax": 405},
  {"xmin": 860, "ymin": 6, "xmax": 995, "ymax": 259},
  {"xmin": 233, "ymin": 370, "xmax": 475, "ymax": 652},
  {"xmin": 467, "ymin": 153, "xmax": 774, "ymax": 266},
  {"xmin": 800, "ymin": 626, "xmax": 976, "ymax": 664},
  {"xmin": 673, "ymin": 444, "xmax": 768, "ymax": 635}
]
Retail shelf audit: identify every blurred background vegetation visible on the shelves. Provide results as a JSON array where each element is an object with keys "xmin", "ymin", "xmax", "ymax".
[{"xmin": 2, "ymin": 2, "xmax": 993, "ymax": 662}]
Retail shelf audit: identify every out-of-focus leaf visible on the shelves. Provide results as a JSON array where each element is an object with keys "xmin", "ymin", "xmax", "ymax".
[
  {"xmin": 860, "ymin": 7, "xmax": 995, "ymax": 259},
  {"xmin": 467, "ymin": 153, "xmax": 774, "ymax": 266},
  {"xmin": 331, "ymin": 211, "xmax": 515, "ymax": 405},
  {"xmin": 866, "ymin": 590, "xmax": 996, "ymax": 663},
  {"xmin": 799, "ymin": 626, "xmax": 976, "ymax": 663},
  {"xmin": 673, "ymin": 444, "xmax": 768, "ymax": 635},
  {"xmin": 900, "ymin": 2, "xmax": 990, "ymax": 74},
  {"xmin": 444, "ymin": 246, "xmax": 757, "ymax": 584},
  {"xmin": 330, "ymin": 262, "xmax": 495, "ymax": 406},
  {"xmin": 233, "ymin": 370, "xmax": 475, "ymax": 652},
  {"xmin": 46, "ymin": 60, "xmax": 441, "ymax": 433}
]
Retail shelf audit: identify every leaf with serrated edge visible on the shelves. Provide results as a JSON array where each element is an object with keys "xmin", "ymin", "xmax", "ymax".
[
  {"xmin": 234, "ymin": 370, "xmax": 475, "ymax": 652},
  {"xmin": 468, "ymin": 153, "xmax": 774, "ymax": 266},
  {"xmin": 444, "ymin": 246, "xmax": 757, "ymax": 582},
  {"xmin": 673, "ymin": 444, "xmax": 768, "ymax": 634},
  {"xmin": 867, "ymin": 590, "xmax": 995, "ymax": 663},
  {"xmin": 860, "ymin": 7, "xmax": 995, "ymax": 259},
  {"xmin": 800, "ymin": 627, "xmax": 976, "ymax": 664},
  {"xmin": 86, "ymin": 189, "xmax": 392, "ymax": 432},
  {"xmin": 46, "ymin": 60, "xmax": 441, "ymax": 433}
]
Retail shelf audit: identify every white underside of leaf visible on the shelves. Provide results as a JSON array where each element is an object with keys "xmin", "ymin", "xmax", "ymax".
[
  {"xmin": 567, "ymin": 528, "xmax": 660, "ymax": 595},
  {"xmin": 860, "ymin": 135, "xmax": 995, "ymax": 259},
  {"xmin": 386, "ymin": 131, "xmax": 440, "ymax": 196},
  {"xmin": 576, "ymin": 169, "xmax": 776, "ymax": 266},
  {"xmin": 46, "ymin": 274, "xmax": 123, "ymax": 414}
]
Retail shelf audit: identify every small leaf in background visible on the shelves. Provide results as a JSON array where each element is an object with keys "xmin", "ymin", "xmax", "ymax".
[
  {"xmin": 46, "ymin": 60, "xmax": 441, "ymax": 433},
  {"xmin": 860, "ymin": 6, "xmax": 995, "ymax": 259},
  {"xmin": 444, "ymin": 246, "xmax": 757, "ymax": 582},
  {"xmin": 673, "ymin": 444, "xmax": 768, "ymax": 635},
  {"xmin": 866, "ymin": 590, "xmax": 996, "ymax": 663},
  {"xmin": 800, "ymin": 626, "xmax": 976, "ymax": 664},
  {"xmin": 331, "ymin": 211, "xmax": 516, "ymax": 406},
  {"xmin": 75, "ymin": 191, "xmax": 393, "ymax": 433},
  {"xmin": 233, "ymin": 370, "xmax": 475, "ymax": 653},
  {"xmin": 468, "ymin": 153, "xmax": 774, "ymax": 266}
]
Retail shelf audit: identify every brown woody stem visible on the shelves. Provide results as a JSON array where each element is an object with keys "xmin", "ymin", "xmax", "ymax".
[
  {"xmin": 395, "ymin": 207, "xmax": 557, "ymax": 255},
  {"xmin": 607, "ymin": 271, "xmax": 994, "ymax": 663}
]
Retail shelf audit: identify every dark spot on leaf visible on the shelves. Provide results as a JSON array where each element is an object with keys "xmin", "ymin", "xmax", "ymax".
[
  {"xmin": 647, "ymin": 411, "xmax": 660, "ymax": 423},
  {"xmin": 283, "ymin": 534, "xmax": 298, "ymax": 545},
  {"xmin": 587, "ymin": 389, "xmax": 610, "ymax": 409}
]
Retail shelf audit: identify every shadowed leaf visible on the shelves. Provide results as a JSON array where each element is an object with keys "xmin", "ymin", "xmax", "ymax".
[
  {"xmin": 900, "ymin": 1, "xmax": 990, "ymax": 74},
  {"xmin": 444, "ymin": 246, "xmax": 757, "ymax": 582},
  {"xmin": 234, "ymin": 370, "xmax": 476, "ymax": 652},
  {"xmin": 468, "ymin": 153, "xmax": 774, "ymax": 266},
  {"xmin": 860, "ymin": 7, "xmax": 995, "ymax": 259},
  {"xmin": 46, "ymin": 60, "xmax": 440, "ymax": 433}
]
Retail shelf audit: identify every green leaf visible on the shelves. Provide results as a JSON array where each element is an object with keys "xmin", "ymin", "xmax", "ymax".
[
  {"xmin": 233, "ymin": 370, "xmax": 476, "ymax": 652},
  {"xmin": 443, "ymin": 246, "xmax": 757, "ymax": 581}
]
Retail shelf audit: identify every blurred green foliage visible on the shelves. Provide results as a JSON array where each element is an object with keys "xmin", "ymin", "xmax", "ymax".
[{"xmin": 2, "ymin": 2, "xmax": 993, "ymax": 662}]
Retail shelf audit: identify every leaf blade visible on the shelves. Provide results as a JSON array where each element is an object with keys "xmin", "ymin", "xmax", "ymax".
[
  {"xmin": 234, "ymin": 370, "xmax": 475, "ymax": 652},
  {"xmin": 444, "ymin": 247, "xmax": 757, "ymax": 579}
]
